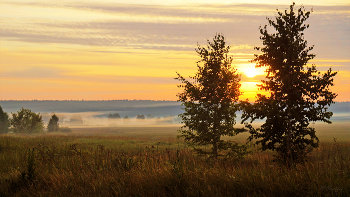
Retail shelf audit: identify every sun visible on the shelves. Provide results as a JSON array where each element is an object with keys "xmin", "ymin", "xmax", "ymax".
[{"xmin": 245, "ymin": 67, "xmax": 258, "ymax": 78}]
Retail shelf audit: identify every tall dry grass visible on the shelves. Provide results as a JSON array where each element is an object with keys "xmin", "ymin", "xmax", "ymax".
[{"xmin": 0, "ymin": 134, "xmax": 349, "ymax": 196}]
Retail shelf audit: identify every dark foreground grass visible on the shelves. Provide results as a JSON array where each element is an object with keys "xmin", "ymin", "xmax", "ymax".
[{"xmin": 0, "ymin": 131, "xmax": 349, "ymax": 197}]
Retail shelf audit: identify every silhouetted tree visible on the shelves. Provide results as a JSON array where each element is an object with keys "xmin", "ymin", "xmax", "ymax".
[
  {"xmin": 108, "ymin": 113, "xmax": 121, "ymax": 119},
  {"xmin": 136, "ymin": 114, "xmax": 145, "ymax": 119},
  {"xmin": 0, "ymin": 106, "xmax": 9, "ymax": 133},
  {"xmin": 47, "ymin": 114, "xmax": 59, "ymax": 132},
  {"xmin": 241, "ymin": 3, "xmax": 338, "ymax": 163},
  {"xmin": 123, "ymin": 115, "xmax": 130, "ymax": 124},
  {"xmin": 11, "ymin": 108, "xmax": 44, "ymax": 133},
  {"xmin": 146, "ymin": 114, "xmax": 154, "ymax": 119},
  {"xmin": 176, "ymin": 34, "xmax": 244, "ymax": 159}
]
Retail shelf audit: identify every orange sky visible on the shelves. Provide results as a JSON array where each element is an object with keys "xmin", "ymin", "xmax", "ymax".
[{"xmin": 0, "ymin": 1, "xmax": 349, "ymax": 101}]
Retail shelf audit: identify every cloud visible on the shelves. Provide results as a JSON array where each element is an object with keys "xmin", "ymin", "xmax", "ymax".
[
  {"xmin": 79, "ymin": 75, "xmax": 178, "ymax": 85},
  {"xmin": 2, "ymin": 2, "xmax": 276, "ymax": 19},
  {"xmin": 0, "ymin": 19, "xmax": 259, "ymax": 51},
  {"xmin": 0, "ymin": 66, "xmax": 66, "ymax": 79},
  {"xmin": 1, "ymin": 2, "xmax": 348, "ymax": 56},
  {"xmin": 0, "ymin": 2, "xmax": 273, "ymax": 51},
  {"xmin": 0, "ymin": 65, "xmax": 178, "ymax": 86}
]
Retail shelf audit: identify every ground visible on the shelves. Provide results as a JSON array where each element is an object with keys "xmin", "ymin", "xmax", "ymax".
[{"xmin": 0, "ymin": 122, "xmax": 349, "ymax": 196}]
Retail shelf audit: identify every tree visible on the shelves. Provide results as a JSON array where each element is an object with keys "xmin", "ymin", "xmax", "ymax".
[
  {"xmin": 108, "ymin": 113, "xmax": 121, "ymax": 119},
  {"xmin": 11, "ymin": 108, "xmax": 44, "ymax": 133},
  {"xmin": 176, "ymin": 34, "xmax": 244, "ymax": 159},
  {"xmin": 136, "ymin": 114, "xmax": 145, "ymax": 119},
  {"xmin": 0, "ymin": 106, "xmax": 9, "ymax": 133},
  {"xmin": 69, "ymin": 115, "xmax": 83, "ymax": 126},
  {"xmin": 47, "ymin": 114, "xmax": 59, "ymax": 132},
  {"xmin": 146, "ymin": 114, "xmax": 154, "ymax": 119},
  {"xmin": 123, "ymin": 116, "xmax": 130, "ymax": 124},
  {"xmin": 241, "ymin": 3, "xmax": 338, "ymax": 163}
]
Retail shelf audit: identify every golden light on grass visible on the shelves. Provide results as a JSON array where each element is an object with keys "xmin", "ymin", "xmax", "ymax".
[{"xmin": 0, "ymin": 126, "xmax": 349, "ymax": 196}]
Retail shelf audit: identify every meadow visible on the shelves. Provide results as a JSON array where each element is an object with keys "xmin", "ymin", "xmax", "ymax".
[{"xmin": 0, "ymin": 123, "xmax": 349, "ymax": 197}]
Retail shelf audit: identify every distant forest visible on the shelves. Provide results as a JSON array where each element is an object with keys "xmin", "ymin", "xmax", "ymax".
[
  {"xmin": 0, "ymin": 100, "xmax": 183, "ymax": 118},
  {"xmin": 0, "ymin": 100, "xmax": 348, "ymax": 121}
]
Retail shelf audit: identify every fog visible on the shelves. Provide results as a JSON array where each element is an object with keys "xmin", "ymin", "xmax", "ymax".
[
  {"xmin": 41, "ymin": 111, "xmax": 182, "ymax": 127},
  {"xmin": 1, "ymin": 100, "xmax": 348, "ymax": 128}
]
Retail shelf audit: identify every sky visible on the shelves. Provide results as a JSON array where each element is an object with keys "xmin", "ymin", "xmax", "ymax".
[{"xmin": 0, "ymin": 0, "xmax": 349, "ymax": 101}]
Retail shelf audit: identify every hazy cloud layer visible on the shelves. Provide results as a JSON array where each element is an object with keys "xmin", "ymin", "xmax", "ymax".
[
  {"xmin": 0, "ymin": 66, "xmax": 178, "ymax": 85},
  {"xmin": 1, "ymin": 2, "xmax": 349, "ymax": 56},
  {"xmin": 1, "ymin": 1, "xmax": 349, "ymax": 101}
]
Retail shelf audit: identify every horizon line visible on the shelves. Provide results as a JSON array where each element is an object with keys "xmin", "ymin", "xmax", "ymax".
[
  {"xmin": 0, "ymin": 99, "xmax": 179, "ymax": 102},
  {"xmin": 0, "ymin": 100, "xmax": 349, "ymax": 103}
]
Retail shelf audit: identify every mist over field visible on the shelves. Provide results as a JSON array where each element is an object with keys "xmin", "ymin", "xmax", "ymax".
[
  {"xmin": 0, "ymin": 100, "xmax": 348, "ymax": 128},
  {"xmin": 0, "ymin": 100, "xmax": 184, "ymax": 127}
]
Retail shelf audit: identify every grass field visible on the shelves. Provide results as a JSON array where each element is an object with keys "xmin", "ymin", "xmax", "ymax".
[{"xmin": 0, "ymin": 123, "xmax": 349, "ymax": 196}]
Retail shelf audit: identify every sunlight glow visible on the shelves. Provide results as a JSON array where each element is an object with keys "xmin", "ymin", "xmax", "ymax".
[
  {"xmin": 245, "ymin": 67, "xmax": 258, "ymax": 78},
  {"xmin": 240, "ymin": 82, "xmax": 267, "ymax": 102}
]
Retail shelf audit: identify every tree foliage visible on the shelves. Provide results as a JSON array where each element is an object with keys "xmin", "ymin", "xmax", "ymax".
[
  {"xmin": 11, "ymin": 108, "xmax": 44, "ymax": 134},
  {"xmin": 47, "ymin": 114, "xmax": 59, "ymax": 132},
  {"xmin": 176, "ymin": 34, "xmax": 244, "ymax": 159},
  {"xmin": 0, "ymin": 106, "xmax": 9, "ymax": 133},
  {"xmin": 241, "ymin": 3, "xmax": 338, "ymax": 163},
  {"xmin": 108, "ymin": 113, "xmax": 121, "ymax": 119},
  {"xmin": 136, "ymin": 114, "xmax": 145, "ymax": 119}
]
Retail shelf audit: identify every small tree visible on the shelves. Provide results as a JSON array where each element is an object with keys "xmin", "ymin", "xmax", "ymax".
[
  {"xmin": 11, "ymin": 108, "xmax": 44, "ymax": 134},
  {"xmin": 0, "ymin": 106, "xmax": 9, "ymax": 133},
  {"xmin": 136, "ymin": 114, "xmax": 145, "ymax": 119},
  {"xmin": 69, "ymin": 115, "xmax": 83, "ymax": 126},
  {"xmin": 241, "ymin": 3, "xmax": 337, "ymax": 163},
  {"xmin": 123, "ymin": 116, "xmax": 130, "ymax": 124},
  {"xmin": 47, "ymin": 114, "xmax": 59, "ymax": 132},
  {"xmin": 176, "ymin": 34, "xmax": 244, "ymax": 159},
  {"xmin": 108, "ymin": 113, "xmax": 121, "ymax": 119},
  {"xmin": 147, "ymin": 114, "xmax": 154, "ymax": 119}
]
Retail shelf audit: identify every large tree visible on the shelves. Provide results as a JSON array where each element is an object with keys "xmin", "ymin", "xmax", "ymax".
[
  {"xmin": 176, "ymin": 34, "xmax": 244, "ymax": 159},
  {"xmin": 241, "ymin": 3, "xmax": 337, "ymax": 163},
  {"xmin": 11, "ymin": 108, "xmax": 44, "ymax": 134},
  {"xmin": 0, "ymin": 106, "xmax": 9, "ymax": 133}
]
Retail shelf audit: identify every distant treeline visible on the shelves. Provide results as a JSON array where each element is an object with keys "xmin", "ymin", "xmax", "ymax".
[
  {"xmin": 0, "ymin": 100, "xmax": 183, "ymax": 117},
  {"xmin": 0, "ymin": 100, "xmax": 348, "ymax": 120}
]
